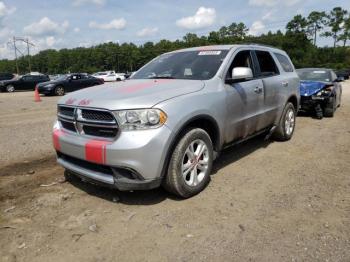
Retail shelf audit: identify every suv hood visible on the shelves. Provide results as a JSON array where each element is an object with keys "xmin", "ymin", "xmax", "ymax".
[
  {"xmin": 300, "ymin": 80, "xmax": 329, "ymax": 97},
  {"xmin": 58, "ymin": 79, "xmax": 204, "ymax": 110}
]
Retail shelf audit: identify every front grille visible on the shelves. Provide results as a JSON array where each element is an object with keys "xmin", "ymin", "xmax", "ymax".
[
  {"xmin": 82, "ymin": 109, "xmax": 115, "ymax": 121},
  {"xmin": 57, "ymin": 106, "xmax": 118, "ymax": 138},
  {"xmin": 58, "ymin": 106, "xmax": 75, "ymax": 118},
  {"xmin": 83, "ymin": 125, "xmax": 118, "ymax": 137},
  {"xmin": 60, "ymin": 119, "xmax": 76, "ymax": 132}
]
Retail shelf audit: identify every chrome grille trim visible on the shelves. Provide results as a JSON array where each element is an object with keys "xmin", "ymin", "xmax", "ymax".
[{"xmin": 57, "ymin": 106, "xmax": 119, "ymax": 138}]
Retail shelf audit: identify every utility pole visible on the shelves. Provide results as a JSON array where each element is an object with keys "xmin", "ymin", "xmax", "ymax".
[
  {"xmin": 7, "ymin": 37, "xmax": 35, "ymax": 74},
  {"xmin": 11, "ymin": 37, "xmax": 19, "ymax": 75},
  {"xmin": 15, "ymin": 37, "xmax": 35, "ymax": 73}
]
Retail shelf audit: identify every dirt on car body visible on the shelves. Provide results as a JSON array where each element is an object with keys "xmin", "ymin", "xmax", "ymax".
[{"xmin": 1, "ymin": 83, "xmax": 350, "ymax": 261}]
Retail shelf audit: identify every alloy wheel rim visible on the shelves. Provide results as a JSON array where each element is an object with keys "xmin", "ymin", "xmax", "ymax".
[
  {"xmin": 56, "ymin": 87, "xmax": 64, "ymax": 96},
  {"xmin": 285, "ymin": 109, "xmax": 295, "ymax": 136},
  {"xmin": 181, "ymin": 139, "xmax": 209, "ymax": 187},
  {"xmin": 7, "ymin": 85, "xmax": 14, "ymax": 92}
]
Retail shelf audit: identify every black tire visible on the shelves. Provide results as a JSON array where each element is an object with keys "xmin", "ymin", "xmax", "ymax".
[
  {"xmin": 163, "ymin": 128, "xmax": 213, "ymax": 198},
  {"xmin": 324, "ymin": 96, "xmax": 336, "ymax": 117},
  {"xmin": 6, "ymin": 84, "xmax": 15, "ymax": 92},
  {"xmin": 54, "ymin": 86, "xmax": 65, "ymax": 96},
  {"xmin": 116, "ymin": 78, "xmax": 121, "ymax": 81},
  {"xmin": 273, "ymin": 102, "xmax": 296, "ymax": 141}
]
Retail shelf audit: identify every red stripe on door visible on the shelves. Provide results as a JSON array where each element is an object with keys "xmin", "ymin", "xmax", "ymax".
[
  {"xmin": 52, "ymin": 129, "xmax": 65, "ymax": 151},
  {"xmin": 85, "ymin": 140, "xmax": 111, "ymax": 164}
]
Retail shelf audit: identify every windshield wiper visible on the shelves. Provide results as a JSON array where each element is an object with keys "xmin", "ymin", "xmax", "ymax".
[{"xmin": 148, "ymin": 76, "xmax": 175, "ymax": 79}]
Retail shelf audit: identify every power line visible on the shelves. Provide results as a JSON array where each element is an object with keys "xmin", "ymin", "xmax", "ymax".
[{"xmin": 7, "ymin": 36, "xmax": 35, "ymax": 74}]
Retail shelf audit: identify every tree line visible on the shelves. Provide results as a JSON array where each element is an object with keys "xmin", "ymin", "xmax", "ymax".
[{"xmin": 0, "ymin": 6, "xmax": 349, "ymax": 75}]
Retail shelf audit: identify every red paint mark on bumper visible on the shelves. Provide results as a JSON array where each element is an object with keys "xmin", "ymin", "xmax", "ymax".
[
  {"xmin": 120, "ymin": 79, "xmax": 172, "ymax": 93},
  {"xmin": 53, "ymin": 129, "xmax": 65, "ymax": 151},
  {"xmin": 85, "ymin": 140, "xmax": 111, "ymax": 164}
]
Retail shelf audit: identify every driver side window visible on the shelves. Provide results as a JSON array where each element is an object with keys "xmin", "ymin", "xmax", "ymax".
[
  {"xmin": 71, "ymin": 75, "xmax": 81, "ymax": 80},
  {"xmin": 226, "ymin": 50, "xmax": 255, "ymax": 79}
]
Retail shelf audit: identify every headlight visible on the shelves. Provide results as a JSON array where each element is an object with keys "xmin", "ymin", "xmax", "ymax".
[
  {"xmin": 113, "ymin": 109, "xmax": 167, "ymax": 130},
  {"xmin": 316, "ymin": 91, "xmax": 322, "ymax": 96}
]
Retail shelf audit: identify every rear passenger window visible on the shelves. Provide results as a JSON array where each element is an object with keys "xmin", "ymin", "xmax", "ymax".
[
  {"xmin": 255, "ymin": 51, "xmax": 279, "ymax": 77},
  {"xmin": 274, "ymin": 53, "xmax": 294, "ymax": 72}
]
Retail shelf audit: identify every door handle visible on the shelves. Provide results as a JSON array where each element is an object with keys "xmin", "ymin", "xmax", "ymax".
[
  {"xmin": 254, "ymin": 86, "xmax": 263, "ymax": 93},
  {"xmin": 282, "ymin": 81, "xmax": 289, "ymax": 87}
]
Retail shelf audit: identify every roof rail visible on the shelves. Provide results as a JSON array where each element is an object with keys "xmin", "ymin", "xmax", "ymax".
[{"xmin": 240, "ymin": 43, "xmax": 280, "ymax": 49}]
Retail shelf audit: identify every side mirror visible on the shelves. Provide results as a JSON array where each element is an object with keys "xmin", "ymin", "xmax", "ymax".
[{"xmin": 225, "ymin": 67, "xmax": 253, "ymax": 84}]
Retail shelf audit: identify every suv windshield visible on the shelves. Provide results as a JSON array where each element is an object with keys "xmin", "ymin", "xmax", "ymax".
[
  {"xmin": 132, "ymin": 50, "xmax": 229, "ymax": 80},
  {"xmin": 297, "ymin": 69, "xmax": 331, "ymax": 82}
]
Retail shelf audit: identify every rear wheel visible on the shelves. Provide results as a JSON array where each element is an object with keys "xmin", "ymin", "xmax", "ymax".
[
  {"xmin": 163, "ymin": 128, "xmax": 213, "ymax": 198},
  {"xmin": 54, "ymin": 86, "xmax": 65, "ymax": 96},
  {"xmin": 6, "ymin": 85, "xmax": 15, "ymax": 92},
  {"xmin": 273, "ymin": 102, "xmax": 296, "ymax": 141}
]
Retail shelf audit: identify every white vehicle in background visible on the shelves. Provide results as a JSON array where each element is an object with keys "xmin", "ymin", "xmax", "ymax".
[{"xmin": 93, "ymin": 71, "xmax": 125, "ymax": 82}]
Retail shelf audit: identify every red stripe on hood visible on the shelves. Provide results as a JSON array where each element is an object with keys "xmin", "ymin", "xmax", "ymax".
[
  {"xmin": 52, "ymin": 129, "xmax": 65, "ymax": 151},
  {"xmin": 120, "ymin": 79, "xmax": 172, "ymax": 93},
  {"xmin": 85, "ymin": 140, "xmax": 111, "ymax": 164}
]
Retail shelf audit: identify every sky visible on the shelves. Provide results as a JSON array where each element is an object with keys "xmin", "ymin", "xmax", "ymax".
[{"xmin": 0, "ymin": 0, "xmax": 349, "ymax": 59}]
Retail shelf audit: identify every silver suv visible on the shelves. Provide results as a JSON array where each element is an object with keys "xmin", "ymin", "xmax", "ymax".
[{"xmin": 53, "ymin": 44, "xmax": 300, "ymax": 198}]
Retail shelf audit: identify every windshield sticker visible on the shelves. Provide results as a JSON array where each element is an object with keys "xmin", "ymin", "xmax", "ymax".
[
  {"xmin": 313, "ymin": 71, "xmax": 326, "ymax": 74},
  {"xmin": 198, "ymin": 50, "xmax": 221, "ymax": 56}
]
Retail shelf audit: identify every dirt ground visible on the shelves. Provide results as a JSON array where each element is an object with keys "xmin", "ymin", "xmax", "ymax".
[{"xmin": 0, "ymin": 83, "xmax": 350, "ymax": 262}]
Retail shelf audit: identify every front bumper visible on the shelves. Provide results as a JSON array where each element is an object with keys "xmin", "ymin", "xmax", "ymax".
[
  {"xmin": 300, "ymin": 95, "xmax": 331, "ymax": 111},
  {"xmin": 38, "ymin": 86, "xmax": 54, "ymax": 94},
  {"xmin": 53, "ymin": 121, "xmax": 173, "ymax": 191}
]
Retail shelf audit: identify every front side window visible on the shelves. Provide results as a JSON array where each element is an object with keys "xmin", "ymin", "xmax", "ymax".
[
  {"xmin": 71, "ymin": 75, "xmax": 81, "ymax": 80},
  {"xmin": 23, "ymin": 76, "xmax": 34, "ymax": 81},
  {"xmin": 132, "ymin": 50, "xmax": 229, "ymax": 81},
  {"xmin": 274, "ymin": 53, "xmax": 294, "ymax": 72},
  {"xmin": 255, "ymin": 51, "xmax": 279, "ymax": 77},
  {"xmin": 226, "ymin": 50, "xmax": 255, "ymax": 79}
]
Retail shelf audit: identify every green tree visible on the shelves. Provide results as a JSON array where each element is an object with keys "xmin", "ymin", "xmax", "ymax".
[
  {"xmin": 227, "ymin": 22, "xmax": 248, "ymax": 39},
  {"xmin": 307, "ymin": 11, "xmax": 327, "ymax": 46},
  {"xmin": 322, "ymin": 7, "xmax": 348, "ymax": 47},
  {"xmin": 286, "ymin": 15, "xmax": 309, "ymax": 35},
  {"xmin": 339, "ymin": 14, "xmax": 350, "ymax": 46}
]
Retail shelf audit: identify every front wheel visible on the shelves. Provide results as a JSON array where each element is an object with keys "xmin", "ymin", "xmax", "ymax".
[
  {"xmin": 6, "ymin": 85, "xmax": 15, "ymax": 92},
  {"xmin": 273, "ymin": 102, "xmax": 296, "ymax": 141},
  {"xmin": 324, "ymin": 96, "xmax": 336, "ymax": 117},
  {"xmin": 163, "ymin": 128, "xmax": 213, "ymax": 198},
  {"xmin": 54, "ymin": 86, "xmax": 65, "ymax": 96}
]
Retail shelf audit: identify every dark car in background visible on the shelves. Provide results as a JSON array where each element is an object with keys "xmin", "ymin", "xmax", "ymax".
[
  {"xmin": 0, "ymin": 73, "xmax": 15, "ymax": 81},
  {"xmin": 37, "ymin": 73, "xmax": 104, "ymax": 96},
  {"xmin": 0, "ymin": 74, "xmax": 50, "ymax": 92},
  {"xmin": 335, "ymin": 70, "xmax": 350, "ymax": 80},
  {"xmin": 297, "ymin": 68, "xmax": 342, "ymax": 119}
]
